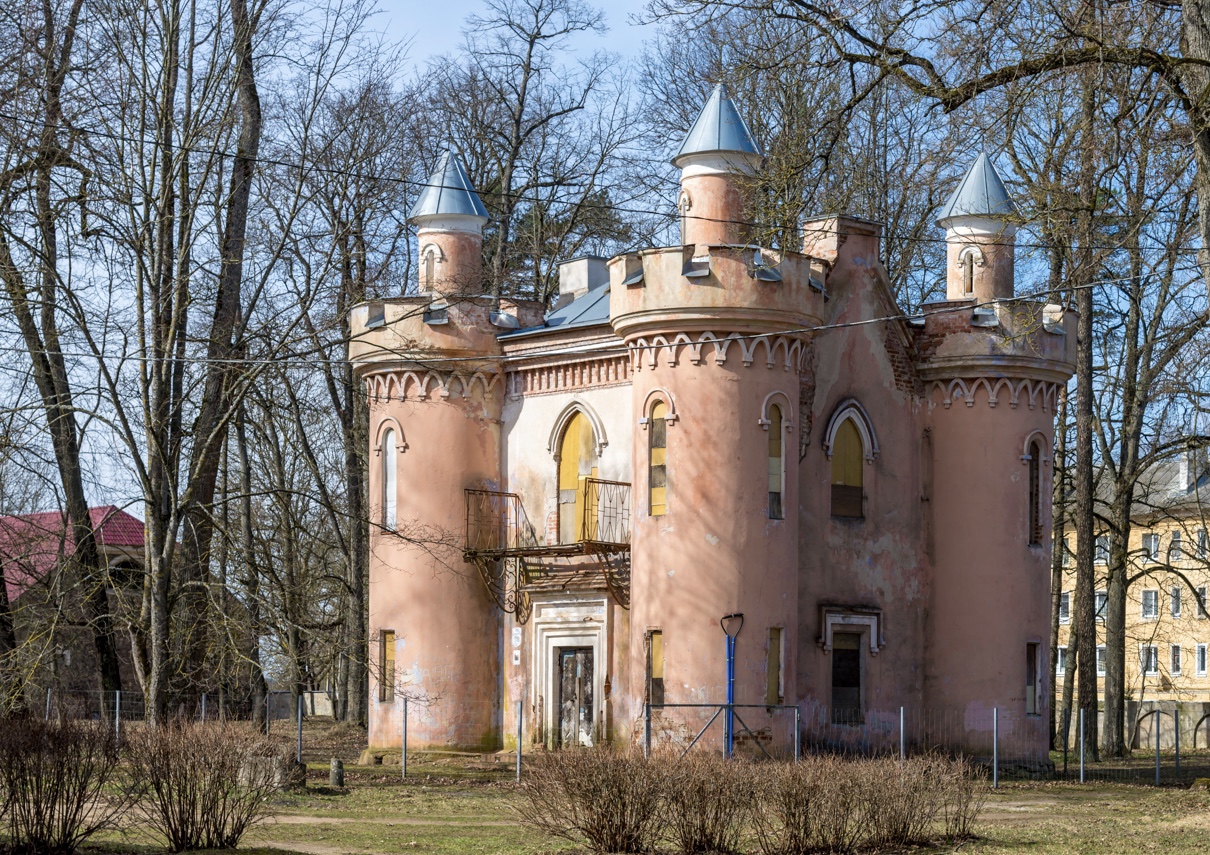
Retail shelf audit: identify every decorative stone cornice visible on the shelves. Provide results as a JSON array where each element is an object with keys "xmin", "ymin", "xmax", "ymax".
[
  {"xmin": 627, "ymin": 331, "xmax": 808, "ymax": 372},
  {"xmin": 928, "ymin": 377, "xmax": 1061, "ymax": 412},
  {"xmin": 363, "ymin": 367, "xmax": 501, "ymax": 402},
  {"xmin": 505, "ymin": 355, "xmax": 630, "ymax": 398}
]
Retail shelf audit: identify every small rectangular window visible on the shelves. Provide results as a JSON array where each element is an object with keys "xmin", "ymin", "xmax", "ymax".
[
  {"xmin": 1142, "ymin": 645, "xmax": 1159, "ymax": 675},
  {"xmin": 1142, "ymin": 589, "xmax": 1159, "ymax": 620},
  {"xmin": 1057, "ymin": 648, "xmax": 1067, "ymax": 675},
  {"xmin": 1025, "ymin": 643, "xmax": 1040, "ymax": 715},
  {"xmin": 1171, "ymin": 644, "xmax": 1182, "ymax": 675},
  {"xmin": 1170, "ymin": 531, "xmax": 1184, "ymax": 561},
  {"xmin": 646, "ymin": 630, "xmax": 664, "ymax": 706},
  {"xmin": 1061, "ymin": 538, "xmax": 1071, "ymax": 566},
  {"xmin": 767, "ymin": 627, "xmax": 784, "ymax": 705},
  {"xmin": 1143, "ymin": 533, "xmax": 1160, "ymax": 562},
  {"xmin": 379, "ymin": 630, "xmax": 396, "ymax": 702},
  {"xmin": 1172, "ymin": 585, "xmax": 1182, "ymax": 619},
  {"xmin": 1059, "ymin": 592, "xmax": 1070, "ymax": 624},
  {"xmin": 1199, "ymin": 586, "xmax": 1208, "ymax": 619},
  {"xmin": 1097, "ymin": 645, "xmax": 1106, "ymax": 675},
  {"xmin": 1095, "ymin": 590, "xmax": 1108, "ymax": 622},
  {"xmin": 1200, "ymin": 529, "xmax": 1207, "ymax": 559},
  {"xmin": 1095, "ymin": 536, "xmax": 1110, "ymax": 565},
  {"xmin": 1198, "ymin": 644, "xmax": 1207, "ymax": 676}
]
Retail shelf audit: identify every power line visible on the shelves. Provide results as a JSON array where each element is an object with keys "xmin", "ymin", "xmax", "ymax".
[
  {"xmin": 0, "ymin": 108, "xmax": 1203, "ymax": 256},
  {"xmin": 0, "ymin": 269, "xmax": 1195, "ymax": 372}
]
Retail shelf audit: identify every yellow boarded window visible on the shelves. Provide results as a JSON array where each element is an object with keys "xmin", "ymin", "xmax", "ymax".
[
  {"xmin": 767, "ymin": 627, "xmax": 783, "ymax": 704},
  {"xmin": 647, "ymin": 630, "xmax": 664, "ymax": 705},
  {"xmin": 768, "ymin": 405, "xmax": 784, "ymax": 519},
  {"xmin": 831, "ymin": 419, "xmax": 864, "ymax": 518},
  {"xmin": 379, "ymin": 630, "xmax": 396, "ymax": 703},
  {"xmin": 558, "ymin": 412, "xmax": 598, "ymax": 543},
  {"xmin": 649, "ymin": 402, "xmax": 667, "ymax": 516}
]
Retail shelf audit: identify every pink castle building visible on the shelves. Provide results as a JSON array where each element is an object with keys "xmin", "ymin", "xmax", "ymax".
[{"xmin": 349, "ymin": 85, "xmax": 1076, "ymax": 761}]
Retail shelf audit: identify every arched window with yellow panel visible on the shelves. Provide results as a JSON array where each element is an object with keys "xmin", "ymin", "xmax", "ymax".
[
  {"xmin": 830, "ymin": 418, "xmax": 864, "ymax": 518},
  {"xmin": 649, "ymin": 401, "xmax": 668, "ymax": 516},
  {"xmin": 558, "ymin": 411, "xmax": 598, "ymax": 543},
  {"xmin": 768, "ymin": 405, "xmax": 784, "ymax": 519}
]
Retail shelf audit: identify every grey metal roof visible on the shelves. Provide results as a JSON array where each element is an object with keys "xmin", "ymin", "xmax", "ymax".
[
  {"xmin": 936, "ymin": 153, "xmax": 1016, "ymax": 225},
  {"xmin": 409, "ymin": 151, "xmax": 490, "ymax": 222},
  {"xmin": 499, "ymin": 281, "xmax": 611, "ymax": 339},
  {"xmin": 672, "ymin": 83, "xmax": 763, "ymax": 167}
]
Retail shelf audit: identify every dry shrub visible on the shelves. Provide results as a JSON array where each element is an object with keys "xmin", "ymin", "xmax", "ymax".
[
  {"xmin": 0, "ymin": 717, "xmax": 128, "ymax": 855},
  {"xmin": 937, "ymin": 754, "xmax": 987, "ymax": 840},
  {"xmin": 753, "ymin": 753, "xmax": 987, "ymax": 854},
  {"xmin": 515, "ymin": 748, "xmax": 665, "ymax": 853},
  {"xmin": 126, "ymin": 721, "xmax": 287, "ymax": 852},
  {"xmin": 662, "ymin": 753, "xmax": 756, "ymax": 854}
]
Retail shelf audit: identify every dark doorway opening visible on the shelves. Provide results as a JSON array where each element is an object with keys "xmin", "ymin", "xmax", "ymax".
[
  {"xmin": 557, "ymin": 647, "xmax": 594, "ymax": 747},
  {"xmin": 832, "ymin": 632, "xmax": 863, "ymax": 724}
]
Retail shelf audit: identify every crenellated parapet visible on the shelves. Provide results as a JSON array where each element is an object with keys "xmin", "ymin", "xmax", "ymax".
[{"xmin": 608, "ymin": 245, "xmax": 826, "ymax": 340}]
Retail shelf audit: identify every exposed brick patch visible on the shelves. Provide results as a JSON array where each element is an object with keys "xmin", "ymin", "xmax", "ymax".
[
  {"xmin": 884, "ymin": 324, "xmax": 923, "ymax": 397},
  {"xmin": 798, "ymin": 339, "xmax": 817, "ymax": 461}
]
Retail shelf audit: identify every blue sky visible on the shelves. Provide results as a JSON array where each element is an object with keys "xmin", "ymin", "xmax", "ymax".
[{"xmin": 379, "ymin": 0, "xmax": 655, "ymax": 70}]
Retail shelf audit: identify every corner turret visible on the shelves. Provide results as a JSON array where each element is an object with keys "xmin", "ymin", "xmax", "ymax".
[
  {"xmin": 410, "ymin": 151, "xmax": 489, "ymax": 295},
  {"xmin": 936, "ymin": 154, "xmax": 1017, "ymax": 302},
  {"xmin": 672, "ymin": 84, "xmax": 763, "ymax": 247}
]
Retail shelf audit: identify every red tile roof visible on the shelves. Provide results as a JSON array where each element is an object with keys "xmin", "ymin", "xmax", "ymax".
[{"xmin": 0, "ymin": 505, "xmax": 144, "ymax": 602}]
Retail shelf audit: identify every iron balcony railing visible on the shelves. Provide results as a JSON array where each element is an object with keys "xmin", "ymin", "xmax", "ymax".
[
  {"xmin": 464, "ymin": 480, "xmax": 630, "ymax": 557},
  {"xmin": 581, "ymin": 478, "xmax": 630, "ymax": 547}
]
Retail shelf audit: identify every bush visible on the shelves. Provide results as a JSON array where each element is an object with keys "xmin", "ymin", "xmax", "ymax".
[
  {"xmin": 126, "ymin": 721, "xmax": 287, "ymax": 852},
  {"xmin": 0, "ymin": 717, "xmax": 127, "ymax": 855},
  {"xmin": 516, "ymin": 748, "xmax": 665, "ymax": 853},
  {"xmin": 753, "ymin": 753, "xmax": 987, "ymax": 854},
  {"xmin": 662, "ymin": 752, "xmax": 756, "ymax": 854}
]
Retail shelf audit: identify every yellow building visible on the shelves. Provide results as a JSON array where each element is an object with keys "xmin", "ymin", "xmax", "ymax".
[{"xmin": 1056, "ymin": 458, "xmax": 1210, "ymax": 711}]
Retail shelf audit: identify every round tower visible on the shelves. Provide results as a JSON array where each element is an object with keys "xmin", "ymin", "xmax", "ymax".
[
  {"xmin": 614, "ymin": 86, "xmax": 822, "ymax": 747},
  {"xmin": 936, "ymin": 153, "xmax": 1017, "ymax": 302},
  {"xmin": 921, "ymin": 155, "xmax": 1075, "ymax": 763},
  {"xmin": 351, "ymin": 152, "xmax": 542, "ymax": 750},
  {"xmin": 672, "ymin": 83, "xmax": 763, "ymax": 248}
]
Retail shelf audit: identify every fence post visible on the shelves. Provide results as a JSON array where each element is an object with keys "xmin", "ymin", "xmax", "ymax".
[
  {"xmin": 265, "ymin": 694, "xmax": 271, "ymax": 736},
  {"xmin": 1079, "ymin": 707, "xmax": 1085, "ymax": 784},
  {"xmin": 644, "ymin": 703, "xmax": 651, "ymax": 759},
  {"xmin": 115, "ymin": 690, "xmax": 121, "ymax": 754},
  {"xmin": 402, "ymin": 696, "xmax": 408, "ymax": 780},
  {"xmin": 1175, "ymin": 708, "xmax": 1181, "ymax": 778},
  {"xmin": 201, "ymin": 693, "xmax": 206, "ymax": 723},
  {"xmin": 297, "ymin": 695, "xmax": 304, "ymax": 765},
  {"xmin": 515, "ymin": 701, "xmax": 523, "ymax": 782},
  {"xmin": 992, "ymin": 707, "xmax": 999, "ymax": 790},
  {"xmin": 794, "ymin": 706, "xmax": 801, "ymax": 762},
  {"xmin": 899, "ymin": 706, "xmax": 905, "ymax": 765},
  {"xmin": 44, "ymin": 687, "xmax": 50, "ymax": 721},
  {"xmin": 1156, "ymin": 712, "xmax": 1161, "ymax": 787}
]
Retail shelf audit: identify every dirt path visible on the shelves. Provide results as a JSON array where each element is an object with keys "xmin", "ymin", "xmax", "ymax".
[{"xmin": 269, "ymin": 813, "xmax": 514, "ymax": 827}]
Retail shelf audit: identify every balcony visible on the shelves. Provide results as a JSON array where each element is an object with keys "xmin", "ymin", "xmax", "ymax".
[
  {"xmin": 464, "ymin": 479, "xmax": 630, "ymax": 559},
  {"xmin": 464, "ymin": 482, "xmax": 630, "ymax": 621}
]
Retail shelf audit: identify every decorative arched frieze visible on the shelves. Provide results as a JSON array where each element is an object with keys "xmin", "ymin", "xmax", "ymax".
[
  {"xmin": 363, "ymin": 368, "xmax": 501, "ymax": 403},
  {"xmin": 1021, "ymin": 430, "xmax": 1052, "ymax": 466},
  {"xmin": 758, "ymin": 391, "xmax": 796, "ymax": 432},
  {"xmin": 928, "ymin": 378, "xmax": 1060, "ymax": 412},
  {"xmin": 822, "ymin": 399, "xmax": 879, "ymax": 462},
  {"xmin": 638, "ymin": 387, "xmax": 679, "ymax": 429},
  {"xmin": 372, "ymin": 415, "xmax": 407, "ymax": 454},
  {"xmin": 547, "ymin": 400, "xmax": 610, "ymax": 457},
  {"xmin": 627, "ymin": 331, "xmax": 804, "ymax": 373}
]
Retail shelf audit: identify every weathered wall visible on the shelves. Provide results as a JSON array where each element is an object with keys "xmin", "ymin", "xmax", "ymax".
[{"xmin": 798, "ymin": 224, "xmax": 931, "ymax": 724}]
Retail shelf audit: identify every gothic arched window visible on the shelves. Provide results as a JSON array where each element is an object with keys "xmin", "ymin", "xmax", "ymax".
[
  {"xmin": 1028, "ymin": 438, "xmax": 1043, "ymax": 545},
  {"xmin": 768, "ymin": 404, "xmax": 784, "ymax": 520},
  {"xmin": 649, "ymin": 401, "xmax": 668, "ymax": 516},
  {"xmin": 557, "ymin": 411, "xmax": 598, "ymax": 543},
  {"xmin": 831, "ymin": 419, "xmax": 864, "ymax": 518},
  {"xmin": 382, "ymin": 428, "xmax": 397, "ymax": 531}
]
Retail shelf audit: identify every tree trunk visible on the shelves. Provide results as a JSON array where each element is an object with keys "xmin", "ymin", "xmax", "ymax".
[
  {"xmin": 1050, "ymin": 388, "xmax": 1069, "ymax": 750},
  {"xmin": 237, "ymin": 404, "xmax": 268, "ymax": 726}
]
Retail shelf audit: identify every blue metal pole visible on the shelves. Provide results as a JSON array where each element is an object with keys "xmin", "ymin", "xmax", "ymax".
[{"xmin": 725, "ymin": 635, "xmax": 735, "ymax": 759}]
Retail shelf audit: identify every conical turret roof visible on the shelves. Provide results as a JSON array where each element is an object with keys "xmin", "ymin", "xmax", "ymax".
[
  {"xmin": 409, "ymin": 151, "xmax": 490, "ymax": 223},
  {"xmin": 936, "ymin": 153, "xmax": 1016, "ymax": 225},
  {"xmin": 672, "ymin": 83, "xmax": 763, "ymax": 167}
]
